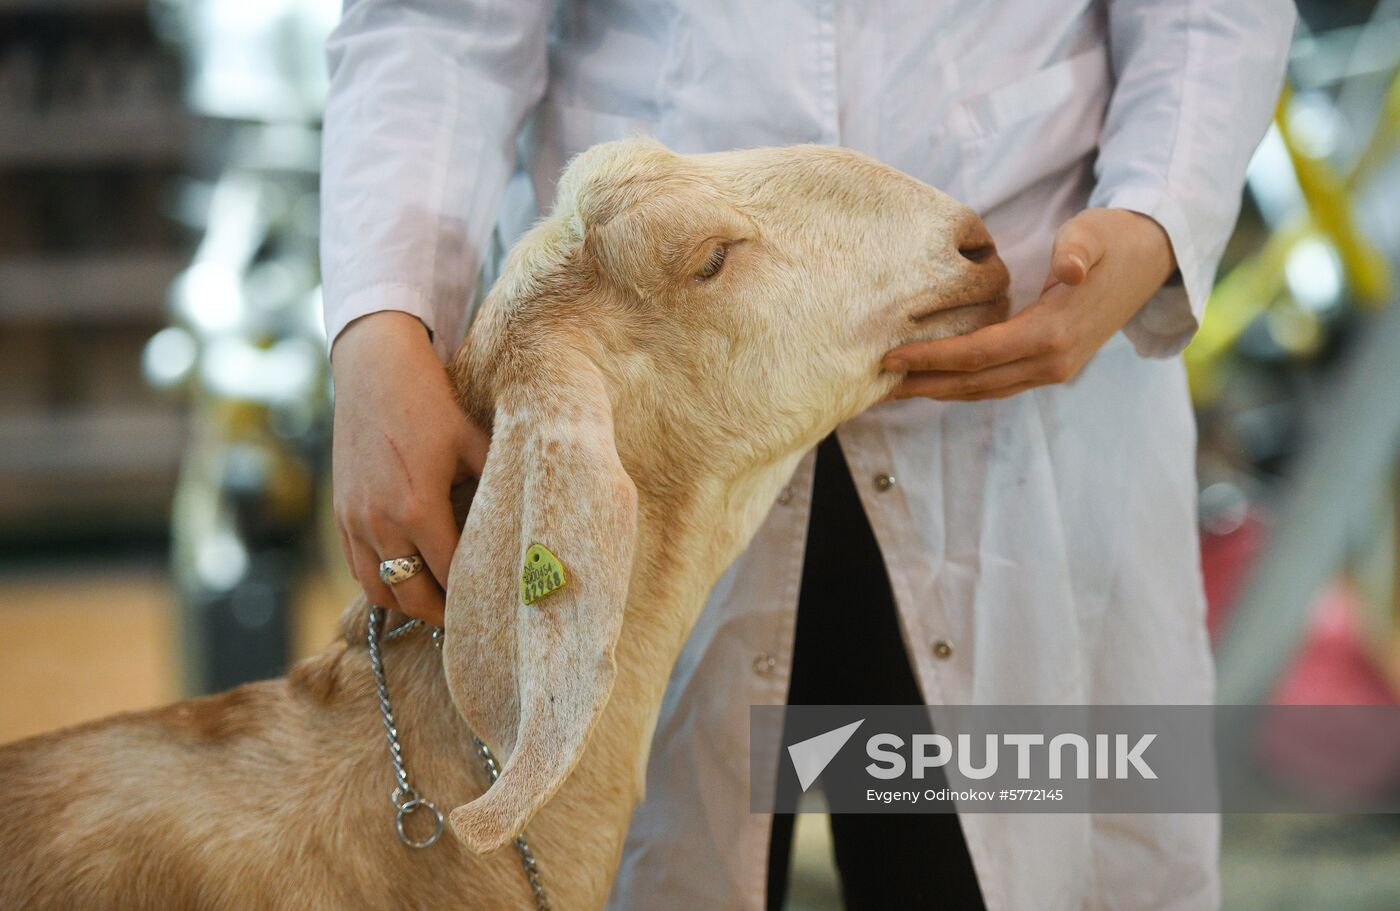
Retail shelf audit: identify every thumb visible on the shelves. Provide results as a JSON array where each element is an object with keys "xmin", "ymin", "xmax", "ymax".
[{"xmin": 1044, "ymin": 211, "xmax": 1108, "ymax": 290}]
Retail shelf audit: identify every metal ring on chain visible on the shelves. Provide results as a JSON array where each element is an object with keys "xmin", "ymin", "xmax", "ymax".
[
  {"xmin": 368, "ymin": 605, "xmax": 550, "ymax": 909},
  {"xmin": 394, "ymin": 797, "xmax": 445, "ymax": 849},
  {"xmin": 378, "ymin": 554, "xmax": 425, "ymax": 585}
]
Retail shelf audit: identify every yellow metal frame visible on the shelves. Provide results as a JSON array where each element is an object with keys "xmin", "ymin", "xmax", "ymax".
[{"xmin": 1186, "ymin": 73, "xmax": 1400, "ymax": 401}]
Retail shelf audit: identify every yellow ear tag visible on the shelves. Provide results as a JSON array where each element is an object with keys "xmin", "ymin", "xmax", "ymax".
[{"xmin": 521, "ymin": 543, "xmax": 567, "ymax": 605}]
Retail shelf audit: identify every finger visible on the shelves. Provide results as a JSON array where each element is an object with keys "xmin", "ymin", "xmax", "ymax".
[
  {"xmin": 377, "ymin": 550, "xmax": 446, "ymax": 627},
  {"xmin": 941, "ymin": 380, "xmax": 1041, "ymax": 402},
  {"xmin": 349, "ymin": 533, "xmax": 401, "ymax": 611},
  {"xmin": 883, "ymin": 308, "xmax": 1051, "ymax": 373},
  {"xmin": 414, "ymin": 494, "xmax": 463, "ymax": 594},
  {"xmin": 368, "ymin": 521, "xmax": 447, "ymax": 625},
  {"xmin": 336, "ymin": 524, "xmax": 355, "ymax": 580},
  {"xmin": 1050, "ymin": 213, "xmax": 1107, "ymax": 287},
  {"xmin": 889, "ymin": 357, "xmax": 1047, "ymax": 401}
]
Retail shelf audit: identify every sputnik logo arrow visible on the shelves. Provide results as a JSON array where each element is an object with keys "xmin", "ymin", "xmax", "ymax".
[{"xmin": 787, "ymin": 719, "xmax": 865, "ymax": 792}]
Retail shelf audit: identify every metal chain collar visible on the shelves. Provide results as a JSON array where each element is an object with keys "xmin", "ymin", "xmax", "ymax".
[{"xmin": 367, "ymin": 605, "xmax": 551, "ymax": 910}]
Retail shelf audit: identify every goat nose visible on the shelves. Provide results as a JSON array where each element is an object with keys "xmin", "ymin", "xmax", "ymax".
[{"xmin": 956, "ymin": 213, "xmax": 997, "ymax": 264}]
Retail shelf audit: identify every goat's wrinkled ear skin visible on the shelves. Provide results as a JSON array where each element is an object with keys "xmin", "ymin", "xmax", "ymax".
[{"xmin": 442, "ymin": 353, "xmax": 638, "ymax": 854}]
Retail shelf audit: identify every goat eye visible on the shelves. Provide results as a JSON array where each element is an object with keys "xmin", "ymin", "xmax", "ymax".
[{"xmin": 694, "ymin": 243, "xmax": 728, "ymax": 282}]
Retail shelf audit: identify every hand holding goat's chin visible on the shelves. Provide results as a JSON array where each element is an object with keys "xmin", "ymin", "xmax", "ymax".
[{"xmin": 883, "ymin": 206, "xmax": 1177, "ymax": 401}]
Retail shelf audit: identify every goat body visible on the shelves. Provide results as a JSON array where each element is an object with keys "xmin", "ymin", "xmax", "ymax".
[{"xmin": 0, "ymin": 139, "xmax": 1007, "ymax": 909}]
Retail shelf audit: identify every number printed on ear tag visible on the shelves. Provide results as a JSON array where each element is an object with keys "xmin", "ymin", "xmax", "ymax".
[{"xmin": 521, "ymin": 543, "xmax": 567, "ymax": 605}]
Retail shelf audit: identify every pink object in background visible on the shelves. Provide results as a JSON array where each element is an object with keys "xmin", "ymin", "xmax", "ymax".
[
  {"xmin": 1201, "ymin": 515, "xmax": 1400, "ymax": 799},
  {"xmin": 1199, "ymin": 512, "xmax": 1268, "ymax": 644},
  {"xmin": 1259, "ymin": 583, "xmax": 1400, "ymax": 800}
]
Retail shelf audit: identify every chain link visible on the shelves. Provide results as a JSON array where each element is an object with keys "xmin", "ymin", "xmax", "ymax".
[
  {"xmin": 474, "ymin": 735, "xmax": 551, "ymax": 910},
  {"xmin": 367, "ymin": 608, "xmax": 445, "ymax": 849},
  {"xmin": 368, "ymin": 606, "xmax": 550, "ymax": 910}
]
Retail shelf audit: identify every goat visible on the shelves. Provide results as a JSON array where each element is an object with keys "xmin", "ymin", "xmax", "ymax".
[{"xmin": 0, "ymin": 138, "xmax": 1009, "ymax": 909}]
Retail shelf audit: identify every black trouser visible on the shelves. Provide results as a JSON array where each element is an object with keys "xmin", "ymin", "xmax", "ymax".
[{"xmin": 765, "ymin": 433, "xmax": 986, "ymax": 911}]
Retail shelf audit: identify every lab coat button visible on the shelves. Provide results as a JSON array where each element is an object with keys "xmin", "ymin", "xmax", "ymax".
[
  {"xmin": 752, "ymin": 652, "xmax": 777, "ymax": 675},
  {"xmin": 776, "ymin": 485, "xmax": 794, "ymax": 505},
  {"xmin": 873, "ymin": 473, "xmax": 896, "ymax": 492},
  {"xmin": 932, "ymin": 640, "xmax": 954, "ymax": 659}
]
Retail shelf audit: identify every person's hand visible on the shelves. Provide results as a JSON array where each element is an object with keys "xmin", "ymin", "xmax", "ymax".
[
  {"xmin": 331, "ymin": 310, "xmax": 489, "ymax": 626},
  {"xmin": 882, "ymin": 208, "xmax": 1177, "ymax": 401}
]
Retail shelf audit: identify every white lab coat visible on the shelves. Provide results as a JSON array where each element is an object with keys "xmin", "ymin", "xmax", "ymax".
[{"xmin": 320, "ymin": 2, "xmax": 1295, "ymax": 908}]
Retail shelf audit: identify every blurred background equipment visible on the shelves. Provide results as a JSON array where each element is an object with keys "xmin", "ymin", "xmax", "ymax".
[
  {"xmin": 156, "ymin": 0, "xmax": 337, "ymax": 693},
  {"xmin": 2, "ymin": 1, "xmax": 1400, "ymax": 909},
  {"xmin": 156, "ymin": 146, "xmax": 328, "ymax": 693},
  {"xmin": 149, "ymin": 0, "xmax": 335, "ymax": 691},
  {"xmin": 1193, "ymin": 0, "xmax": 1400, "ymax": 715}
]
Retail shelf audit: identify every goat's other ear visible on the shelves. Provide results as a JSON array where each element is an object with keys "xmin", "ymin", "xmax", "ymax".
[{"xmin": 442, "ymin": 342, "xmax": 638, "ymax": 854}]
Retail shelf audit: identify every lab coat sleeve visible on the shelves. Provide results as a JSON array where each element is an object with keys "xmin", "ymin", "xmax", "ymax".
[
  {"xmin": 1089, "ymin": 0, "xmax": 1296, "ymax": 358},
  {"xmin": 320, "ymin": 0, "xmax": 548, "ymax": 361}
]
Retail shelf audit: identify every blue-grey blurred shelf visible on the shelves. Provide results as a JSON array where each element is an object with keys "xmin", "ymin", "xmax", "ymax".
[
  {"xmin": 0, "ymin": 408, "xmax": 185, "ymax": 529},
  {"xmin": 0, "ymin": 0, "xmax": 149, "ymax": 12},
  {"xmin": 0, "ymin": 108, "xmax": 189, "ymax": 167},
  {"xmin": 0, "ymin": 252, "xmax": 184, "ymax": 322}
]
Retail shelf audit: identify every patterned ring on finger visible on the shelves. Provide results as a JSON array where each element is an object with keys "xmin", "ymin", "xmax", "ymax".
[{"xmin": 378, "ymin": 555, "xmax": 425, "ymax": 586}]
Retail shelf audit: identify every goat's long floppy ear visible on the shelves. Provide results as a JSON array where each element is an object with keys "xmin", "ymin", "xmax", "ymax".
[{"xmin": 442, "ymin": 345, "xmax": 639, "ymax": 853}]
